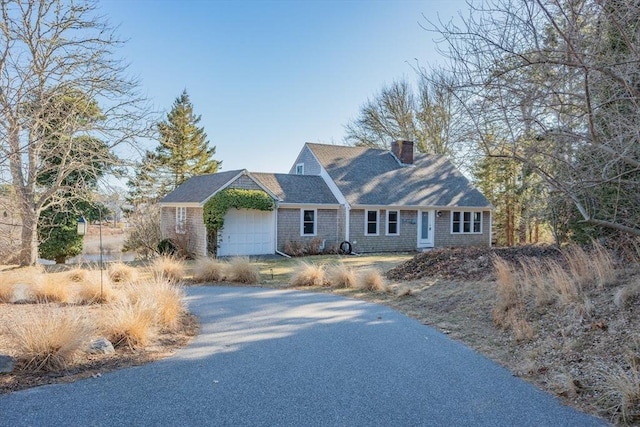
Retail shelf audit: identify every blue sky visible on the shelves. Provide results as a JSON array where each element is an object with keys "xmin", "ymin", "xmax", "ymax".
[{"xmin": 99, "ymin": 0, "xmax": 469, "ymax": 174}]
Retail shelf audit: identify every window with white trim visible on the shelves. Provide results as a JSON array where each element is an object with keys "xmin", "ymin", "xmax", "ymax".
[
  {"xmin": 386, "ymin": 210, "xmax": 399, "ymax": 235},
  {"xmin": 365, "ymin": 210, "xmax": 379, "ymax": 235},
  {"xmin": 296, "ymin": 163, "xmax": 304, "ymax": 175},
  {"xmin": 301, "ymin": 209, "xmax": 316, "ymax": 235},
  {"xmin": 451, "ymin": 211, "xmax": 482, "ymax": 234},
  {"xmin": 175, "ymin": 207, "xmax": 187, "ymax": 234}
]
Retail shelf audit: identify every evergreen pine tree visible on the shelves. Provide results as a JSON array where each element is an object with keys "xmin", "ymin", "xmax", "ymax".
[{"xmin": 156, "ymin": 89, "xmax": 221, "ymax": 189}]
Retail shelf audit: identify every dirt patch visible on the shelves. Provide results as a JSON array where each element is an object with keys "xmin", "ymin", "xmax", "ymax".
[{"xmin": 386, "ymin": 245, "xmax": 564, "ymax": 282}]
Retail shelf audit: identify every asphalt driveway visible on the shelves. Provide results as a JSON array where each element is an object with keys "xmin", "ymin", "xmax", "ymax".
[{"xmin": 0, "ymin": 286, "xmax": 606, "ymax": 426}]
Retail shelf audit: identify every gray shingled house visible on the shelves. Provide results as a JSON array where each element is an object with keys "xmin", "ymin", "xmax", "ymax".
[{"xmin": 159, "ymin": 141, "xmax": 492, "ymax": 257}]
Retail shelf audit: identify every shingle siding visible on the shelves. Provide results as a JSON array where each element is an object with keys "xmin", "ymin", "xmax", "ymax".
[
  {"xmin": 277, "ymin": 208, "xmax": 339, "ymax": 252},
  {"xmin": 160, "ymin": 206, "xmax": 207, "ymax": 257},
  {"xmin": 228, "ymin": 175, "xmax": 263, "ymax": 191},
  {"xmin": 349, "ymin": 209, "xmax": 417, "ymax": 253},
  {"xmin": 434, "ymin": 210, "xmax": 492, "ymax": 247},
  {"xmin": 288, "ymin": 146, "xmax": 322, "ymax": 175}
]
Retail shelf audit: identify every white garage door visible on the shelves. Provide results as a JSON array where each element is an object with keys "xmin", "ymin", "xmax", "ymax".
[{"xmin": 217, "ymin": 208, "xmax": 274, "ymax": 256}]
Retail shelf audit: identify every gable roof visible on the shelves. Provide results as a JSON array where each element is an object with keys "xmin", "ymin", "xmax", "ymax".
[
  {"xmin": 160, "ymin": 169, "xmax": 338, "ymax": 206},
  {"xmin": 252, "ymin": 173, "xmax": 338, "ymax": 205},
  {"xmin": 305, "ymin": 143, "xmax": 491, "ymax": 208},
  {"xmin": 160, "ymin": 170, "xmax": 244, "ymax": 204}
]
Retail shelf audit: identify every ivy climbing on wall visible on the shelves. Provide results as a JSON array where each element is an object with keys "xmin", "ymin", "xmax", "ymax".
[{"xmin": 203, "ymin": 188, "xmax": 275, "ymax": 233}]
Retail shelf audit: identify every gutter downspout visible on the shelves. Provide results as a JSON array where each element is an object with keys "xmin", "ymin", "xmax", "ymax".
[
  {"xmin": 273, "ymin": 203, "xmax": 290, "ymax": 258},
  {"xmin": 345, "ymin": 205, "xmax": 351, "ymax": 242}
]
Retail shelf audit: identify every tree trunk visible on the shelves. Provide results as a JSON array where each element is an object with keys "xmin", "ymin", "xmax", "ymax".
[{"xmin": 18, "ymin": 210, "xmax": 38, "ymax": 266}]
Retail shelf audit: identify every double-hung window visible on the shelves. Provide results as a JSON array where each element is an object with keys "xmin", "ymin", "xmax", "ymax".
[
  {"xmin": 175, "ymin": 207, "xmax": 187, "ymax": 234},
  {"xmin": 386, "ymin": 210, "xmax": 399, "ymax": 235},
  {"xmin": 295, "ymin": 163, "xmax": 304, "ymax": 175},
  {"xmin": 365, "ymin": 210, "xmax": 379, "ymax": 235},
  {"xmin": 301, "ymin": 209, "xmax": 316, "ymax": 235},
  {"xmin": 451, "ymin": 211, "xmax": 482, "ymax": 234}
]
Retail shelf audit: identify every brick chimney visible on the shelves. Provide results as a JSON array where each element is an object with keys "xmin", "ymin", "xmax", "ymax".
[{"xmin": 391, "ymin": 140, "xmax": 414, "ymax": 165}]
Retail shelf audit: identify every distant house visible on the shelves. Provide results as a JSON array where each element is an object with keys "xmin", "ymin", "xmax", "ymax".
[{"xmin": 159, "ymin": 141, "xmax": 492, "ymax": 257}]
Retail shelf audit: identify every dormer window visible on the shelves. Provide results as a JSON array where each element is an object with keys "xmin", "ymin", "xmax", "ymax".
[{"xmin": 296, "ymin": 163, "xmax": 304, "ymax": 175}]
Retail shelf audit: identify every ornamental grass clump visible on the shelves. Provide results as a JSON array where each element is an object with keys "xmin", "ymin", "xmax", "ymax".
[
  {"xmin": 128, "ymin": 278, "xmax": 186, "ymax": 331},
  {"xmin": 75, "ymin": 270, "xmax": 115, "ymax": 304},
  {"xmin": 225, "ymin": 257, "xmax": 260, "ymax": 284},
  {"xmin": 357, "ymin": 269, "xmax": 387, "ymax": 292},
  {"xmin": 192, "ymin": 257, "xmax": 227, "ymax": 283},
  {"xmin": 150, "ymin": 256, "xmax": 185, "ymax": 284},
  {"xmin": 100, "ymin": 299, "xmax": 158, "ymax": 349},
  {"xmin": 32, "ymin": 275, "xmax": 71, "ymax": 303},
  {"xmin": 10, "ymin": 306, "xmax": 93, "ymax": 372},
  {"xmin": 290, "ymin": 262, "xmax": 326, "ymax": 287},
  {"xmin": 108, "ymin": 262, "xmax": 138, "ymax": 284},
  {"xmin": 326, "ymin": 263, "xmax": 357, "ymax": 289}
]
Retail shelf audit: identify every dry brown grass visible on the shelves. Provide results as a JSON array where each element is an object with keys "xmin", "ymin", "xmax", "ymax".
[
  {"xmin": 128, "ymin": 279, "xmax": 186, "ymax": 331},
  {"xmin": 226, "ymin": 257, "xmax": 260, "ymax": 284},
  {"xmin": 192, "ymin": 257, "xmax": 226, "ymax": 283},
  {"xmin": 100, "ymin": 299, "xmax": 157, "ymax": 349},
  {"xmin": 614, "ymin": 281, "xmax": 640, "ymax": 309},
  {"xmin": 600, "ymin": 359, "xmax": 640, "ymax": 425},
  {"xmin": 357, "ymin": 269, "xmax": 387, "ymax": 292},
  {"xmin": 75, "ymin": 271, "xmax": 116, "ymax": 304},
  {"xmin": 0, "ymin": 281, "xmax": 15, "ymax": 302},
  {"xmin": 108, "ymin": 263, "xmax": 138, "ymax": 284},
  {"xmin": 32, "ymin": 275, "xmax": 71, "ymax": 303},
  {"xmin": 492, "ymin": 244, "xmax": 618, "ymax": 342},
  {"xmin": 327, "ymin": 263, "xmax": 357, "ymax": 289},
  {"xmin": 150, "ymin": 256, "xmax": 185, "ymax": 283},
  {"xmin": 65, "ymin": 268, "xmax": 88, "ymax": 283},
  {"xmin": 290, "ymin": 262, "xmax": 326, "ymax": 287},
  {"xmin": 564, "ymin": 243, "xmax": 615, "ymax": 289},
  {"xmin": 8, "ymin": 306, "xmax": 93, "ymax": 372}
]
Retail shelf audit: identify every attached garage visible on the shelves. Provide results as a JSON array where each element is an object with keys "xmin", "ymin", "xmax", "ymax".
[{"xmin": 217, "ymin": 208, "xmax": 275, "ymax": 256}]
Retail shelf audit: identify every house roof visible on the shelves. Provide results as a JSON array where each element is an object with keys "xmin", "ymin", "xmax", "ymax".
[
  {"xmin": 160, "ymin": 169, "xmax": 339, "ymax": 206},
  {"xmin": 160, "ymin": 170, "xmax": 244, "ymax": 204},
  {"xmin": 252, "ymin": 173, "xmax": 338, "ymax": 205},
  {"xmin": 305, "ymin": 143, "xmax": 491, "ymax": 208}
]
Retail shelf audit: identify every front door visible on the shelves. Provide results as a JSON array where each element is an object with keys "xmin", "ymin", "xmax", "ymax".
[{"xmin": 418, "ymin": 210, "xmax": 434, "ymax": 248}]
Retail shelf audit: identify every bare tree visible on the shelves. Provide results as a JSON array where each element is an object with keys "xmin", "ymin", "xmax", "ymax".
[
  {"xmin": 0, "ymin": 0, "xmax": 151, "ymax": 265},
  {"xmin": 429, "ymin": 0, "xmax": 640, "ymax": 237},
  {"xmin": 344, "ymin": 71, "xmax": 464, "ymax": 158}
]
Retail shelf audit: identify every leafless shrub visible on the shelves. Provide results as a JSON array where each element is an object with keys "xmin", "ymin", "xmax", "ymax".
[
  {"xmin": 305, "ymin": 238, "xmax": 323, "ymax": 256},
  {"xmin": 123, "ymin": 205, "xmax": 162, "ymax": 259},
  {"xmin": 283, "ymin": 241, "xmax": 304, "ymax": 257}
]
